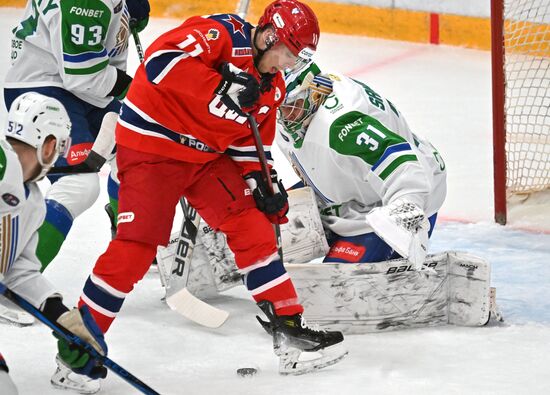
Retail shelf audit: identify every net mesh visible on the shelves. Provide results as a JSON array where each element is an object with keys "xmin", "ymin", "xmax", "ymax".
[{"xmin": 503, "ymin": 0, "xmax": 550, "ymax": 195}]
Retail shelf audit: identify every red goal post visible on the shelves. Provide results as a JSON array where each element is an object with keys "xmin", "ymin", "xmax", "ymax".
[{"xmin": 491, "ymin": 0, "xmax": 550, "ymax": 225}]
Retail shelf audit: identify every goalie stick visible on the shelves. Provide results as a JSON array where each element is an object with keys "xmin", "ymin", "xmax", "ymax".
[
  {"xmin": 164, "ymin": 199, "xmax": 229, "ymax": 328},
  {"xmin": 48, "ymin": 111, "xmax": 117, "ymax": 175},
  {"xmin": 0, "ymin": 282, "xmax": 160, "ymax": 395}
]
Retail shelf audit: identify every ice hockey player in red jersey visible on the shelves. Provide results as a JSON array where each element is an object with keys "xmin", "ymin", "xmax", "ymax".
[{"xmin": 77, "ymin": 0, "xmax": 347, "ymax": 375}]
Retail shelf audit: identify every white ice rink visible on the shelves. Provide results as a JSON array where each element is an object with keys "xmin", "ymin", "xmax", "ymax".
[{"xmin": 1, "ymin": 10, "xmax": 550, "ymax": 395}]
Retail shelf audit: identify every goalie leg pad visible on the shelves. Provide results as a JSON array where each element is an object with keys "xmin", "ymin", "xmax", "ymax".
[
  {"xmin": 447, "ymin": 252, "xmax": 492, "ymax": 326},
  {"xmin": 280, "ymin": 187, "xmax": 329, "ymax": 263},
  {"xmin": 157, "ymin": 187, "xmax": 329, "ymax": 297},
  {"xmin": 286, "ymin": 251, "xmax": 496, "ymax": 334}
]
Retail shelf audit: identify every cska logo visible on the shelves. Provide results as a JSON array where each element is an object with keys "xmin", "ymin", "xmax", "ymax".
[{"xmin": 222, "ymin": 15, "xmax": 246, "ymax": 38}]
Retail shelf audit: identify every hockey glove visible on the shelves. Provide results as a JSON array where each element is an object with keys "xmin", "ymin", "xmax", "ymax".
[
  {"xmin": 127, "ymin": 0, "xmax": 150, "ymax": 33},
  {"xmin": 216, "ymin": 62, "xmax": 260, "ymax": 113},
  {"xmin": 56, "ymin": 306, "xmax": 108, "ymax": 380},
  {"xmin": 366, "ymin": 198, "xmax": 430, "ymax": 271},
  {"xmin": 108, "ymin": 68, "xmax": 133, "ymax": 100},
  {"xmin": 244, "ymin": 170, "xmax": 289, "ymax": 224}
]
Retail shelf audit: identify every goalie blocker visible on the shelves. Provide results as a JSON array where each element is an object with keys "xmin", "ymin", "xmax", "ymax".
[{"xmin": 156, "ymin": 188, "xmax": 502, "ymax": 333}]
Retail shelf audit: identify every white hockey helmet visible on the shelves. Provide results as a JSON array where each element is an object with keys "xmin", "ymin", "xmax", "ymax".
[
  {"xmin": 278, "ymin": 61, "xmax": 332, "ymax": 145},
  {"xmin": 5, "ymin": 92, "xmax": 71, "ymax": 174}
]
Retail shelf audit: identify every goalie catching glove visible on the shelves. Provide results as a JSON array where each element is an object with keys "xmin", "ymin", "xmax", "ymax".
[
  {"xmin": 55, "ymin": 306, "xmax": 108, "ymax": 380},
  {"xmin": 244, "ymin": 170, "xmax": 289, "ymax": 224},
  {"xmin": 366, "ymin": 198, "xmax": 430, "ymax": 271},
  {"xmin": 216, "ymin": 62, "xmax": 260, "ymax": 113}
]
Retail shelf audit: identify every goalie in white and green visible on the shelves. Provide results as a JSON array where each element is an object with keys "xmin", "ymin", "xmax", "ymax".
[
  {"xmin": 277, "ymin": 61, "xmax": 447, "ymax": 268},
  {"xmin": 156, "ymin": 62, "xmax": 500, "ymax": 334}
]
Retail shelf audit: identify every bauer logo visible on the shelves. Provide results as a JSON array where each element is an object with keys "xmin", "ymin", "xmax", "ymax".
[
  {"xmin": 326, "ymin": 241, "xmax": 364, "ymax": 263},
  {"xmin": 67, "ymin": 143, "xmax": 93, "ymax": 165},
  {"xmin": 117, "ymin": 212, "xmax": 135, "ymax": 224},
  {"xmin": 386, "ymin": 262, "xmax": 438, "ymax": 274},
  {"xmin": 273, "ymin": 13, "xmax": 285, "ymax": 28}
]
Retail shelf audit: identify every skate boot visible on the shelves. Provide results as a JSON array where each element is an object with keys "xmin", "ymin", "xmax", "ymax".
[
  {"xmin": 256, "ymin": 300, "xmax": 348, "ymax": 375},
  {"xmin": 50, "ymin": 354, "xmax": 100, "ymax": 394},
  {"xmin": 0, "ymin": 298, "xmax": 34, "ymax": 326}
]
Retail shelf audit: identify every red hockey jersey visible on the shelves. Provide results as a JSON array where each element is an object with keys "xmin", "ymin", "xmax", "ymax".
[{"xmin": 116, "ymin": 14, "xmax": 285, "ymax": 173}]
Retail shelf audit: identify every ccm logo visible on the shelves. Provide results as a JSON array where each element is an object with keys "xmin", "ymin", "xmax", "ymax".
[{"xmin": 117, "ymin": 212, "xmax": 135, "ymax": 224}]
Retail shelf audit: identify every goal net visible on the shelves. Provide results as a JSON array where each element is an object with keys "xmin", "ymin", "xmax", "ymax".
[{"xmin": 491, "ymin": 0, "xmax": 550, "ymax": 225}]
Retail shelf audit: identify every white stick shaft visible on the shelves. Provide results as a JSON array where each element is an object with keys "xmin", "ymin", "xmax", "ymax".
[
  {"xmin": 236, "ymin": 0, "xmax": 251, "ymax": 18},
  {"xmin": 92, "ymin": 112, "xmax": 117, "ymax": 158}
]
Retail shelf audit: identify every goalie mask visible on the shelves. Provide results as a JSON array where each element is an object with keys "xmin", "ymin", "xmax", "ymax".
[
  {"xmin": 278, "ymin": 62, "xmax": 333, "ymax": 144},
  {"xmin": 5, "ymin": 92, "xmax": 72, "ymax": 181}
]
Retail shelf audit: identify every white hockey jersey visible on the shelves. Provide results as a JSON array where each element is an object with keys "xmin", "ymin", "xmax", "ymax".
[
  {"xmin": 0, "ymin": 139, "xmax": 60, "ymax": 308},
  {"xmin": 5, "ymin": 0, "xmax": 130, "ymax": 108},
  {"xmin": 277, "ymin": 72, "xmax": 447, "ymax": 237}
]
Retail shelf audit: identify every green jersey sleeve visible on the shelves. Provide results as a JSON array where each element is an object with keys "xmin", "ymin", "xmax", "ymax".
[
  {"xmin": 328, "ymin": 110, "xmax": 418, "ymax": 181},
  {"xmin": 60, "ymin": 0, "xmax": 112, "ymax": 75}
]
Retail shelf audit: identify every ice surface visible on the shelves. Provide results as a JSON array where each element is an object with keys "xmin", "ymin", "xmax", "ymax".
[{"xmin": 1, "ymin": 10, "xmax": 549, "ymax": 395}]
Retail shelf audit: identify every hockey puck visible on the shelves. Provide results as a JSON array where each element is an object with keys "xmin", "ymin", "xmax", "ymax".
[{"xmin": 236, "ymin": 367, "xmax": 258, "ymax": 377}]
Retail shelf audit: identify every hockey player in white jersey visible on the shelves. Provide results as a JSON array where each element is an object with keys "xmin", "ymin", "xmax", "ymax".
[
  {"xmin": 276, "ymin": 61, "xmax": 447, "ymax": 267},
  {"xmin": 159, "ymin": 63, "xmax": 499, "ymax": 333},
  {"xmin": 0, "ymin": 93, "xmax": 108, "ymax": 394},
  {"xmin": 3, "ymin": 0, "xmax": 149, "ymax": 273}
]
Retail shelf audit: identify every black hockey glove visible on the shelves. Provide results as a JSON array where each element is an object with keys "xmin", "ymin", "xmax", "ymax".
[
  {"xmin": 108, "ymin": 68, "xmax": 132, "ymax": 100},
  {"xmin": 216, "ymin": 62, "xmax": 260, "ymax": 113},
  {"xmin": 127, "ymin": 0, "xmax": 150, "ymax": 33},
  {"xmin": 244, "ymin": 170, "xmax": 289, "ymax": 225}
]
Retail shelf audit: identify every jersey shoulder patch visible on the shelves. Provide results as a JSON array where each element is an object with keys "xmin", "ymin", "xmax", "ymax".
[
  {"xmin": 207, "ymin": 14, "xmax": 253, "ymax": 49},
  {"xmin": 0, "ymin": 140, "xmax": 25, "ymax": 214}
]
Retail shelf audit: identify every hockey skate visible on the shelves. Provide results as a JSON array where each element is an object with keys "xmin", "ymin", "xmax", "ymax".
[
  {"xmin": 0, "ymin": 298, "xmax": 34, "ymax": 326},
  {"xmin": 51, "ymin": 355, "xmax": 100, "ymax": 394},
  {"xmin": 256, "ymin": 301, "xmax": 348, "ymax": 375}
]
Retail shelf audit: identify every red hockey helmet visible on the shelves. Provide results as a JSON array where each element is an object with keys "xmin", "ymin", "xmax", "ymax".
[{"xmin": 258, "ymin": 0, "xmax": 320, "ymax": 62}]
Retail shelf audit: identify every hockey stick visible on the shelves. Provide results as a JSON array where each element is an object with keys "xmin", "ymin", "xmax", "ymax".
[
  {"xmin": 235, "ymin": 0, "xmax": 251, "ymax": 19},
  {"xmin": 48, "ymin": 112, "xmax": 117, "ymax": 175},
  {"xmin": 246, "ymin": 114, "xmax": 284, "ymax": 260},
  {"xmin": 127, "ymin": 28, "xmax": 229, "ymax": 327},
  {"xmin": 0, "ymin": 282, "xmax": 159, "ymax": 395},
  {"xmin": 156, "ymin": 1, "xmax": 257, "ymax": 328},
  {"xmin": 130, "ymin": 24, "xmax": 145, "ymax": 63},
  {"xmin": 164, "ymin": 199, "xmax": 230, "ymax": 328}
]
